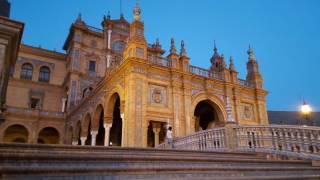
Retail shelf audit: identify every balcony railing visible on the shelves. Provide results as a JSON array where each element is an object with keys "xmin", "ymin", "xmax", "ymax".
[
  {"xmin": 189, "ymin": 65, "xmax": 224, "ymax": 81},
  {"xmin": 148, "ymin": 56, "xmax": 171, "ymax": 68},
  {"xmin": 87, "ymin": 25, "xmax": 103, "ymax": 34},
  {"xmin": 238, "ymin": 78, "xmax": 254, "ymax": 88},
  {"xmin": 6, "ymin": 106, "xmax": 65, "ymax": 119},
  {"xmin": 157, "ymin": 124, "xmax": 320, "ymax": 160}
]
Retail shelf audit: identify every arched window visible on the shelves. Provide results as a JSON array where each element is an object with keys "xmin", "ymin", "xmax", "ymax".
[
  {"xmin": 39, "ymin": 66, "xmax": 50, "ymax": 83},
  {"xmin": 20, "ymin": 63, "xmax": 33, "ymax": 80}
]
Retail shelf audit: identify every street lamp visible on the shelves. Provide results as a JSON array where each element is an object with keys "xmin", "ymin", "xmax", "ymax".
[{"xmin": 300, "ymin": 101, "xmax": 313, "ymax": 126}]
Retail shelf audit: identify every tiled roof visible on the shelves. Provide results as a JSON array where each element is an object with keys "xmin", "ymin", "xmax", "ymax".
[{"xmin": 268, "ymin": 111, "xmax": 320, "ymax": 126}]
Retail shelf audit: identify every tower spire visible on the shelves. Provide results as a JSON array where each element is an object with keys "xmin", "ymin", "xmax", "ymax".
[
  {"xmin": 120, "ymin": 0, "xmax": 124, "ymax": 19},
  {"xmin": 133, "ymin": 0, "xmax": 141, "ymax": 21}
]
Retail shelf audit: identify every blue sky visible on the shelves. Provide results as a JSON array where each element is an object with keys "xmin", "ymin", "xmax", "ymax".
[{"xmin": 10, "ymin": 0, "xmax": 320, "ymax": 111}]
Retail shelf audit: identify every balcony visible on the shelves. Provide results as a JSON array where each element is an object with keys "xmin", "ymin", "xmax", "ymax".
[{"xmin": 6, "ymin": 106, "xmax": 65, "ymax": 119}]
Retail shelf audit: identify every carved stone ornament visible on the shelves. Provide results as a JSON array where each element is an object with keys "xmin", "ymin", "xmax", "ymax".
[
  {"xmin": 152, "ymin": 89, "xmax": 162, "ymax": 103},
  {"xmin": 242, "ymin": 103, "xmax": 253, "ymax": 120}
]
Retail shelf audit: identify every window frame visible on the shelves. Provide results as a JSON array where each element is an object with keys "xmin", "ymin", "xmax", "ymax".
[
  {"xmin": 20, "ymin": 63, "xmax": 33, "ymax": 80},
  {"xmin": 38, "ymin": 66, "xmax": 51, "ymax": 83}
]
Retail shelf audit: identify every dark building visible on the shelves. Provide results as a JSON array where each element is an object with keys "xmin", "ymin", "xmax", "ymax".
[
  {"xmin": 268, "ymin": 111, "xmax": 320, "ymax": 126},
  {"xmin": 0, "ymin": 0, "xmax": 10, "ymax": 18}
]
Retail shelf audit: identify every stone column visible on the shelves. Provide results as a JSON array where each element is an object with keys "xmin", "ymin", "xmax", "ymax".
[
  {"xmin": 91, "ymin": 130, "xmax": 98, "ymax": 146},
  {"xmin": 152, "ymin": 122, "xmax": 161, "ymax": 146},
  {"xmin": 72, "ymin": 139, "xmax": 78, "ymax": 146},
  {"xmin": 61, "ymin": 98, "xmax": 67, "ymax": 112},
  {"xmin": 104, "ymin": 123, "xmax": 112, "ymax": 146},
  {"xmin": 80, "ymin": 137, "xmax": 87, "ymax": 146},
  {"xmin": 107, "ymin": 29, "xmax": 112, "ymax": 49},
  {"xmin": 120, "ymin": 113, "xmax": 125, "ymax": 147}
]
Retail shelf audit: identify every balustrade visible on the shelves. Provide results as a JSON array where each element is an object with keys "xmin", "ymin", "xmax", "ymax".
[{"xmin": 157, "ymin": 124, "xmax": 320, "ymax": 160}]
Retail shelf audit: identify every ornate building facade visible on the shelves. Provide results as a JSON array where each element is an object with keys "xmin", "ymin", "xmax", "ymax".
[{"xmin": 0, "ymin": 3, "xmax": 268, "ymax": 147}]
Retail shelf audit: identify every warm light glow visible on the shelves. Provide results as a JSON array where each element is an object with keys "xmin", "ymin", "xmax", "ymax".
[{"xmin": 301, "ymin": 104, "xmax": 312, "ymax": 115}]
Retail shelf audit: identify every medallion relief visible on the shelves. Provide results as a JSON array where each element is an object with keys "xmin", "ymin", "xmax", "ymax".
[
  {"xmin": 241, "ymin": 103, "xmax": 254, "ymax": 121},
  {"xmin": 149, "ymin": 84, "xmax": 167, "ymax": 106}
]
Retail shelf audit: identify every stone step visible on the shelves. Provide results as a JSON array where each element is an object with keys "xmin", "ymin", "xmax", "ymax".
[{"xmin": 0, "ymin": 143, "xmax": 319, "ymax": 179}]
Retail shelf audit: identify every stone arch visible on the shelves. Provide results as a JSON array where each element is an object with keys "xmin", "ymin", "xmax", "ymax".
[
  {"xmin": 81, "ymin": 113, "xmax": 92, "ymax": 145},
  {"xmin": 93, "ymin": 104, "xmax": 105, "ymax": 146},
  {"xmin": 73, "ymin": 120, "xmax": 81, "ymax": 145},
  {"xmin": 67, "ymin": 126, "xmax": 73, "ymax": 144},
  {"xmin": 105, "ymin": 92, "xmax": 122, "ymax": 146},
  {"xmin": 3, "ymin": 124, "xmax": 29, "ymax": 143},
  {"xmin": 191, "ymin": 93, "xmax": 227, "ymax": 132},
  {"xmin": 37, "ymin": 127, "xmax": 60, "ymax": 144}
]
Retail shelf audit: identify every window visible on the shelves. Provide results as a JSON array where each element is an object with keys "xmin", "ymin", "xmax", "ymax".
[
  {"xmin": 20, "ymin": 63, "xmax": 33, "ymax": 80},
  {"xmin": 30, "ymin": 98, "xmax": 40, "ymax": 109},
  {"xmin": 88, "ymin": 61, "xmax": 96, "ymax": 72},
  {"xmin": 112, "ymin": 41, "xmax": 125, "ymax": 53},
  {"xmin": 39, "ymin": 66, "xmax": 50, "ymax": 83},
  {"xmin": 136, "ymin": 47, "xmax": 144, "ymax": 58}
]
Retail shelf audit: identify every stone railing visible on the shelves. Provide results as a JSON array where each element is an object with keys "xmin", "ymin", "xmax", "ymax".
[
  {"xmin": 238, "ymin": 78, "xmax": 255, "ymax": 88},
  {"xmin": 6, "ymin": 106, "xmax": 65, "ymax": 119},
  {"xmin": 158, "ymin": 124, "xmax": 320, "ymax": 160},
  {"xmin": 189, "ymin": 65, "xmax": 224, "ymax": 81},
  {"xmin": 148, "ymin": 56, "xmax": 171, "ymax": 68},
  {"xmin": 173, "ymin": 127, "xmax": 227, "ymax": 151}
]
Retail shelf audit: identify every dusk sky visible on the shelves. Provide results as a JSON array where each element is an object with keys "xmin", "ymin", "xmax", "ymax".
[{"xmin": 10, "ymin": 0, "xmax": 320, "ymax": 112}]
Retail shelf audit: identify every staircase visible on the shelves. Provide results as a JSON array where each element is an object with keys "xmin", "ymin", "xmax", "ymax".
[{"xmin": 0, "ymin": 144, "xmax": 320, "ymax": 179}]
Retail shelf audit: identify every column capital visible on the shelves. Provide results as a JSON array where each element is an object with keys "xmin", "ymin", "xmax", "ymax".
[
  {"xmin": 104, "ymin": 123, "xmax": 112, "ymax": 129},
  {"xmin": 91, "ymin": 130, "xmax": 98, "ymax": 136}
]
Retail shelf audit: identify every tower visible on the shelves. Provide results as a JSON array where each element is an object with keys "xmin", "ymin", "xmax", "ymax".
[
  {"xmin": 0, "ymin": 0, "xmax": 10, "ymax": 18},
  {"xmin": 123, "ymin": 1, "xmax": 147, "ymax": 60},
  {"xmin": 210, "ymin": 42, "xmax": 226, "ymax": 72},
  {"xmin": 246, "ymin": 46, "xmax": 263, "ymax": 88}
]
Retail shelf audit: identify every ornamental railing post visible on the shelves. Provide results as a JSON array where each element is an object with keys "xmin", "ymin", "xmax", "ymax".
[{"xmin": 224, "ymin": 122, "xmax": 238, "ymax": 150}]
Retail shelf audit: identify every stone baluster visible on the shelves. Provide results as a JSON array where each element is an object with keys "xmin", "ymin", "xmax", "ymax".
[
  {"xmin": 309, "ymin": 131, "xmax": 315, "ymax": 153},
  {"xmin": 221, "ymin": 130, "xmax": 225, "ymax": 148},
  {"xmin": 302, "ymin": 130, "xmax": 309, "ymax": 153},
  {"xmin": 91, "ymin": 130, "xmax": 98, "ymax": 146},
  {"xmin": 284, "ymin": 129, "xmax": 290, "ymax": 151},
  {"xmin": 259, "ymin": 128, "xmax": 265, "ymax": 148},
  {"xmin": 235, "ymin": 128, "xmax": 240, "ymax": 147},
  {"xmin": 273, "ymin": 129, "xmax": 278, "ymax": 150},
  {"xmin": 72, "ymin": 138, "xmax": 78, "ymax": 146},
  {"xmin": 297, "ymin": 130, "xmax": 303, "ymax": 152},
  {"xmin": 80, "ymin": 136, "xmax": 87, "ymax": 146}
]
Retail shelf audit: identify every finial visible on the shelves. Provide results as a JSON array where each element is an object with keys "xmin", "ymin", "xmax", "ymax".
[
  {"xmin": 180, "ymin": 40, "xmax": 187, "ymax": 56},
  {"xmin": 156, "ymin": 38, "xmax": 160, "ymax": 45},
  {"xmin": 214, "ymin": 40, "xmax": 217, "ymax": 52},
  {"xmin": 107, "ymin": 11, "xmax": 111, "ymax": 20},
  {"xmin": 76, "ymin": 13, "xmax": 82, "ymax": 22},
  {"xmin": 247, "ymin": 45, "xmax": 255, "ymax": 60},
  {"xmin": 133, "ymin": 0, "xmax": 141, "ymax": 21},
  {"xmin": 229, "ymin": 56, "xmax": 236, "ymax": 71},
  {"xmin": 170, "ymin": 38, "xmax": 177, "ymax": 54}
]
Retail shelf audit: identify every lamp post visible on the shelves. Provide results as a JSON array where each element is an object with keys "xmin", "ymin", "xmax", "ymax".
[{"xmin": 300, "ymin": 101, "xmax": 313, "ymax": 126}]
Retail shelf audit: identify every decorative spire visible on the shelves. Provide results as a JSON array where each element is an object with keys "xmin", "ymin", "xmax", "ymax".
[
  {"xmin": 180, "ymin": 40, "xmax": 187, "ymax": 57},
  {"xmin": 133, "ymin": 0, "xmax": 141, "ymax": 21},
  {"xmin": 107, "ymin": 11, "xmax": 111, "ymax": 20},
  {"xmin": 214, "ymin": 40, "xmax": 218, "ymax": 53},
  {"xmin": 170, "ymin": 38, "xmax": 177, "ymax": 54},
  {"xmin": 75, "ymin": 13, "xmax": 85, "ymax": 25},
  {"xmin": 221, "ymin": 53, "xmax": 227, "ymax": 69},
  {"xmin": 229, "ymin": 56, "xmax": 236, "ymax": 71},
  {"xmin": 247, "ymin": 45, "xmax": 255, "ymax": 60},
  {"xmin": 76, "ymin": 13, "xmax": 82, "ymax": 22}
]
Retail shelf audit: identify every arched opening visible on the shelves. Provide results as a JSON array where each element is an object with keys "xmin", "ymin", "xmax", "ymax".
[
  {"xmin": 85, "ymin": 119, "xmax": 92, "ymax": 145},
  {"xmin": 194, "ymin": 100, "xmax": 223, "ymax": 131},
  {"xmin": 75, "ymin": 121, "xmax": 81, "ymax": 145},
  {"xmin": 109, "ymin": 94, "xmax": 122, "ymax": 146},
  {"xmin": 147, "ymin": 123, "xmax": 154, "ymax": 147},
  {"xmin": 38, "ymin": 127, "xmax": 60, "ymax": 144},
  {"xmin": 3, "ymin": 124, "xmax": 29, "ymax": 143},
  {"xmin": 95, "ymin": 105, "xmax": 105, "ymax": 146}
]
